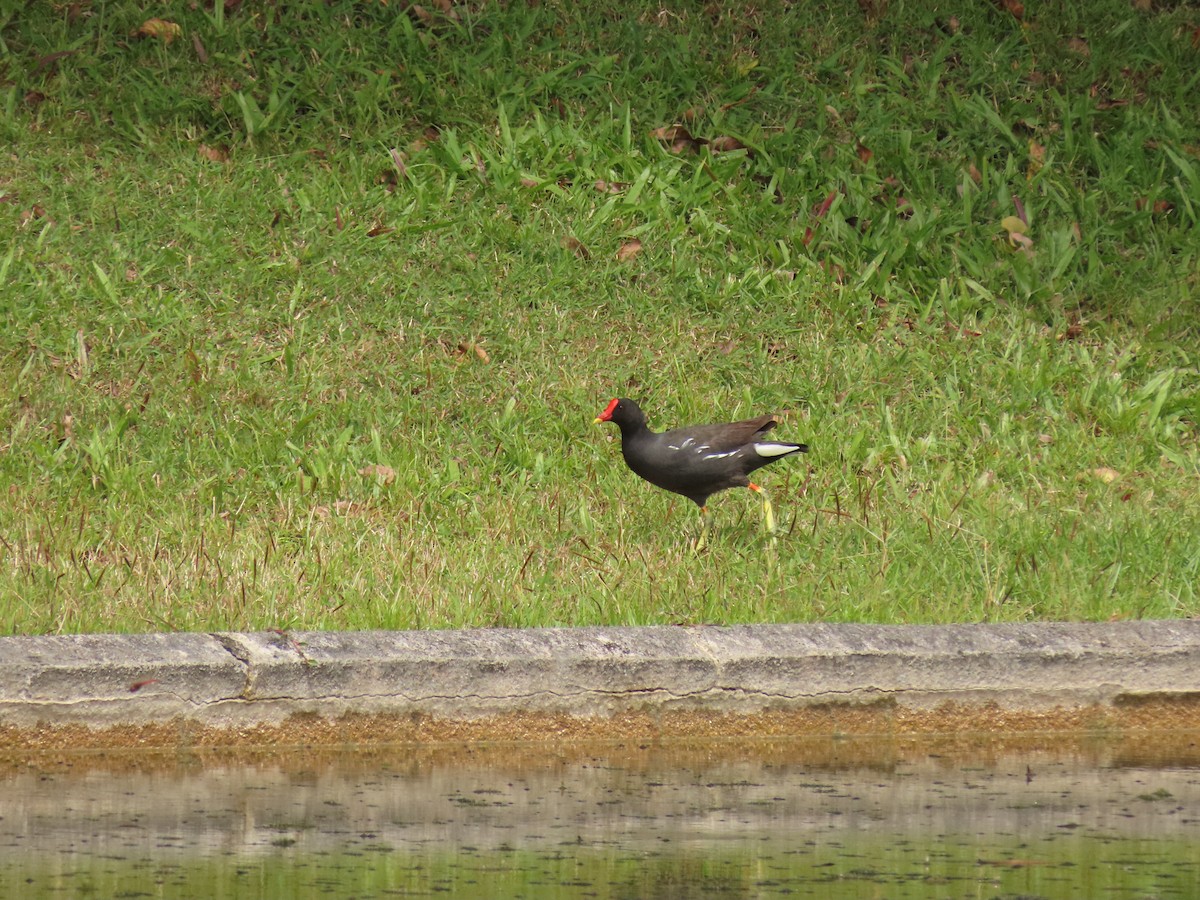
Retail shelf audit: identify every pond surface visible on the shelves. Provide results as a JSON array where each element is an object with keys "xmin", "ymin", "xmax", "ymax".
[{"xmin": 1, "ymin": 735, "xmax": 1197, "ymax": 899}]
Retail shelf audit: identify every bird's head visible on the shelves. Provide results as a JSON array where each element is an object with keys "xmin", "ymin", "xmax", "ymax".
[
  {"xmin": 593, "ymin": 397, "xmax": 620, "ymax": 424},
  {"xmin": 593, "ymin": 397, "xmax": 644, "ymax": 428}
]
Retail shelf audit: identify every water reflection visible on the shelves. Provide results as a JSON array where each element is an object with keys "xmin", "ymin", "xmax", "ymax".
[{"xmin": 1, "ymin": 735, "xmax": 1197, "ymax": 898}]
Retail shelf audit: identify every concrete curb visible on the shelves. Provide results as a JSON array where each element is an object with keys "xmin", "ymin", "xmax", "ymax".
[{"xmin": 2, "ymin": 622, "xmax": 1198, "ymax": 737}]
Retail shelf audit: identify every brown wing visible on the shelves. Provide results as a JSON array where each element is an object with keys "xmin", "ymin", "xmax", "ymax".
[{"xmin": 659, "ymin": 414, "xmax": 778, "ymax": 452}]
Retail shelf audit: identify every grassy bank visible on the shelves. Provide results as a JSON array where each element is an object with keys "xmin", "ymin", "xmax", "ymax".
[{"xmin": 1, "ymin": 0, "xmax": 1197, "ymax": 633}]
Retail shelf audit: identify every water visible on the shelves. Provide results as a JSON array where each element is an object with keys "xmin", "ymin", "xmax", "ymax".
[{"xmin": 2, "ymin": 736, "xmax": 1197, "ymax": 898}]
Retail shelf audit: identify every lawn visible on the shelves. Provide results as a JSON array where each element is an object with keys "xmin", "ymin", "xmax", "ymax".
[{"xmin": 0, "ymin": 0, "xmax": 1197, "ymax": 634}]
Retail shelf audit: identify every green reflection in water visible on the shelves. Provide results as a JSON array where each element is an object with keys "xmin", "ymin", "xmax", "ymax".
[
  {"xmin": 6, "ymin": 835, "xmax": 1199, "ymax": 899},
  {"xmin": 2, "ymin": 738, "xmax": 1198, "ymax": 898}
]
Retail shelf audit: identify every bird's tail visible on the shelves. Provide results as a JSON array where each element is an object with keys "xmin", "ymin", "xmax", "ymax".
[{"xmin": 752, "ymin": 442, "xmax": 809, "ymax": 458}]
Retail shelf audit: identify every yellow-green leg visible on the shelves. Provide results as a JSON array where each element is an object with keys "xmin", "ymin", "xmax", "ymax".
[
  {"xmin": 749, "ymin": 482, "xmax": 776, "ymax": 535},
  {"xmin": 693, "ymin": 505, "xmax": 711, "ymax": 552}
]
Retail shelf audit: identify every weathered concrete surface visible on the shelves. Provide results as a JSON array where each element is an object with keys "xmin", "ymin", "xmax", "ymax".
[
  {"xmin": 1, "ymin": 622, "xmax": 1198, "ymax": 739},
  {"xmin": 0, "ymin": 633, "xmax": 246, "ymax": 727}
]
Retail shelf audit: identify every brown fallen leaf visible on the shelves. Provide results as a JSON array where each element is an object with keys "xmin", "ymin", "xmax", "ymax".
[
  {"xmin": 820, "ymin": 259, "xmax": 846, "ymax": 284},
  {"xmin": 519, "ymin": 177, "xmax": 538, "ymax": 188},
  {"xmin": 1093, "ymin": 466, "xmax": 1120, "ymax": 484},
  {"xmin": 616, "ymin": 239, "xmax": 643, "ymax": 263},
  {"xmin": 390, "ymin": 148, "xmax": 408, "ymax": 179},
  {"xmin": 1067, "ymin": 37, "xmax": 1091, "ymax": 56},
  {"xmin": 455, "ymin": 341, "xmax": 489, "ymax": 363},
  {"xmin": 651, "ymin": 124, "xmax": 705, "ymax": 154},
  {"xmin": 1008, "ymin": 230, "xmax": 1034, "ymax": 255},
  {"xmin": 358, "ymin": 464, "xmax": 396, "ymax": 484},
  {"xmin": 32, "ymin": 50, "xmax": 78, "ymax": 73},
  {"xmin": 709, "ymin": 135, "xmax": 746, "ymax": 153},
  {"xmin": 594, "ymin": 179, "xmax": 629, "ymax": 194},
  {"xmin": 192, "ymin": 32, "xmax": 209, "ymax": 63},
  {"xmin": 20, "ymin": 204, "xmax": 47, "ymax": 227},
  {"xmin": 129, "ymin": 679, "xmax": 159, "ymax": 693},
  {"xmin": 997, "ymin": 0, "xmax": 1024, "ymax": 19},
  {"xmin": 812, "ymin": 191, "xmax": 837, "ymax": 219},
  {"xmin": 1058, "ymin": 322, "xmax": 1084, "ymax": 341},
  {"xmin": 803, "ymin": 190, "xmax": 838, "ymax": 246},
  {"xmin": 650, "ymin": 125, "xmax": 688, "ymax": 141},
  {"xmin": 431, "ymin": 0, "xmax": 461, "ymax": 20},
  {"xmin": 856, "ymin": 142, "xmax": 873, "ymax": 164},
  {"xmin": 198, "ymin": 144, "xmax": 229, "ymax": 163},
  {"xmin": 1135, "ymin": 197, "xmax": 1174, "ymax": 216},
  {"xmin": 1028, "ymin": 140, "xmax": 1046, "ymax": 177},
  {"xmin": 137, "ymin": 18, "xmax": 182, "ymax": 43},
  {"xmin": 1012, "ymin": 195, "xmax": 1028, "ymax": 226},
  {"xmin": 366, "ymin": 225, "xmax": 394, "ymax": 237},
  {"xmin": 858, "ymin": 0, "xmax": 884, "ymax": 22},
  {"xmin": 561, "ymin": 236, "xmax": 590, "ymax": 259}
]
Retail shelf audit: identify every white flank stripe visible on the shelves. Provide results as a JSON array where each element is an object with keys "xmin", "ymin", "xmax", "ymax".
[{"xmin": 753, "ymin": 442, "xmax": 799, "ymax": 458}]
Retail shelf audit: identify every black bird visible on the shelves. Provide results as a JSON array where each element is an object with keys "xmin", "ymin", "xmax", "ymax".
[{"xmin": 594, "ymin": 397, "xmax": 808, "ymax": 546}]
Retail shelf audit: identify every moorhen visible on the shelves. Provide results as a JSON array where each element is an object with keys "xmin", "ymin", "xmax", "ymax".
[{"xmin": 594, "ymin": 397, "xmax": 808, "ymax": 547}]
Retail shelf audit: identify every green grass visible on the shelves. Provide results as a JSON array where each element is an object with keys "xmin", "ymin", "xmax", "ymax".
[{"xmin": 0, "ymin": 0, "xmax": 1197, "ymax": 634}]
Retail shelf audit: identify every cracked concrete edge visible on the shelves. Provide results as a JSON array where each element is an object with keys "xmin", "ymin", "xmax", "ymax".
[{"xmin": 0, "ymin": 621, "xmax": 1198, "ymax": 731}]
